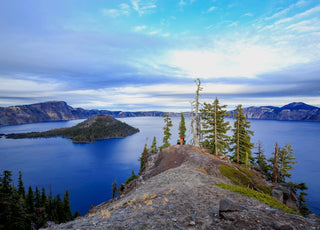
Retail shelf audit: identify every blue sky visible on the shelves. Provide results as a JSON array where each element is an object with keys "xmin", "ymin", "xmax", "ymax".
[{"xmin": 0, "ymin": 0, "xmax": 319, "ymax": 111}]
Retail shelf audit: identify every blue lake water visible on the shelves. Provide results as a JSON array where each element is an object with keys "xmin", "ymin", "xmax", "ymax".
[{"xmin": 0, "ymin": 117, "xmax": 319, "ymax": 215}]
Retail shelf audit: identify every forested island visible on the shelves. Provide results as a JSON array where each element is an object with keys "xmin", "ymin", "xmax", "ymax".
[{"xmin": 5, "ymin": 115, "xmax": 139, "ymax": 143}]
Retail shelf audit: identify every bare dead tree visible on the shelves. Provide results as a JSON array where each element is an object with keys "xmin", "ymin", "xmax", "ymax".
[{"xmin": 190, "ymin": 78, "xmax": 202, "ymax": 147}]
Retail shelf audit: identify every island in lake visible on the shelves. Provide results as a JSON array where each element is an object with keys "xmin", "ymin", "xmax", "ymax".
[{"xmin": 5, "ymin": 114, "xmax": 139, "ymax": 143}]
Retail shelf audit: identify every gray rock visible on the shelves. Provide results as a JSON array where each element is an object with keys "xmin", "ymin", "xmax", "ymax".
[
  {"xmin": 219, "ymin": 199, "xmax": 245, "ymax": 212},
  {"xmin": 271, "ymin": 189, "xmax": 284, "ymax": 202},
  {"xmin": 189, "ymin": 221, "xmax": 196, "ymax": 226}
]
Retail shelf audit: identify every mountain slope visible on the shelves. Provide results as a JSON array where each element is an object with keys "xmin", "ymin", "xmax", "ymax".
[
  {"xmin": 45, "ymin": 145, "xmax": 319, "ymax": 229},
  {"xmin": 6, "ymin": 114, "xmax": 139, "ymax": 143},
  {"xmin": 0, "ymin": 101, "xmax": 178, "ymax": 126},
  {"xmin": 230, "ymin": 102, "xmax": 320, "ymax": 121}
]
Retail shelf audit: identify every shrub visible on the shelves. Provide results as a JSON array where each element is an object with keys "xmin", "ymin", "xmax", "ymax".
[
  {"xmin": 214, "ymin": 183, "xmax": 296, "ymax": 214},
  {"xmin": 219, "ymin": 165, "xmax": 254, "ymax": 188}
]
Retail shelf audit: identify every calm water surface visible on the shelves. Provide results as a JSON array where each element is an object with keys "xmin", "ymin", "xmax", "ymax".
[{"xmin": 0, "ymin": 117, "xmax": 319, "ymax": 215}]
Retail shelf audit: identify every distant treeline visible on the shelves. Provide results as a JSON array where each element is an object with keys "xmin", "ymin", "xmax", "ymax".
[{"xmin": 0, "ymin": 170, "xmax": 80, "ymax": 230}]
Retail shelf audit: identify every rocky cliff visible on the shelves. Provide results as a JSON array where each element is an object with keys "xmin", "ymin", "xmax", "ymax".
[
  {"xmin": 229, "ymin": 102, "xmax": 320, "ymax": 121},
  {"xmin": 46, "ymin": 145, "xmax": 320, "ymax": 230},
  {"xmin": 0, "ymin": 101, "xmax": 179, "ymax": 126}
]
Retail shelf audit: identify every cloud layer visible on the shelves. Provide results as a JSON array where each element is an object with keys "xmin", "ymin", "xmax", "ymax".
[{"xmin": 0, "ymin": 0, "xmax": 319, "ymax": 110}]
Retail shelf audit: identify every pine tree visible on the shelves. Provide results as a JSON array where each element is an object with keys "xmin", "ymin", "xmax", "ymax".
[
  {"xmin": 161, "ymin": 114, "xmax": 173, "ymax": 150},
  {"xmin": 35, "ymin": 186, "xmax": 41, "ymax": 208},
  {"xmin": 63, "ymin": 189, "xmax": 72, "ymax": 221},
  {"xmin": 25, "ymin": 186, "xmax": 35, "ymax": 226},
  {"xmin": 271, "ymin": 142, "xmax": 280, "ymax": 184},
  {"xmin": 18, "ymin": 171, "xmax": 25, "ymax": 199},
  {"xmin": 200, "ymin": 97, "xmax": 230, "ymax": 155},
  {"xmin": 139, "ymin": 142, "xmax": 149, "ymax": 173},
  {"xmin": 191, "ymin": 78, "xmax": 202, "ymax": 147},
  {"xmin": 112, "ymin": 180, "xmax": 117, "ymax": 199},
  {"xmin": 54, "ymin": 194, "xmax": 64, "ymax": 223},
  {"xmin": 230, "ymin": 105, "xmax": 254, "ymax": 165},
  {"xmin": 253, "ymin": 141, "xmax": 271, "ymax": 179},
  {"xmin": 40, "ymin": 187, "xmax": 47, "ymax": 208},
  {"xmin": 279, "ymin": 142, "xmax": 297, "ymax": 183},
  {"xmin": 150, "ymin": 136, "xmax": 158, "ymax": 154},
  {"xmin": 179, "ymin": 113, "xmax": 187, "ymax": 139},
  {"xmin": 26, "ymin": 186, "xmax": 35, "ymax": 215}
]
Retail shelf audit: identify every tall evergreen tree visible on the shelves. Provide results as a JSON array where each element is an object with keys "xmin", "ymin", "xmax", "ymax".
[
  {"xmin": 253, "ymin": 141, "xmax": 271, "ymax": 179},
  {"xmin": 179, "ymin": 113, "xmax": 187, "ymax": 139},
  {"xmin": 35, "ymin": 186, "xmax": 41, "ymax": 209},
  {"xmin": 112, "ymin": 179, "xmax": 117, "ymax": 199},
  {"xmin": 54, "ymin": 194, "xmax": 64, "ymax": 223},
  {"xmin": 40, "ymin": 187, "xmax": 47, "ymax": 208},
  {"xmin": 191, "ymin": 78, "xmax": 202, "ymax": 147},
  {"xmin": 271, "ymin": 142, "xmax": 280, "ymax": 184},
  {"xmin": 63, "ymin": 189, "xmax": 72, "ymax": 221},
  {"xmin": 230, "ymin": 105, "xmax": 254, "ymax": 165},
  {"xmin": 279, "ymin": 142, "xmax": 297, "ymax": 183},
  {"xmin": 25, "ymin": 186, "xmax": 35, "ymax": 215},
  {"xmin": 18, "ymin": 171, "xmax": 25, "ymax": 199},
  {"xmin": 200, "ymin": 97, "xmax": 230, "ymax": 155},
  {"xmin": 150, "ymin": 136, "xmax": 158, "ymax": 154},
  {"xmin": 139, "ymin": 142, "xmax": 149, "ymax": 173},
  {"xmin": 161, "ymin": 114, "xmax": 173, "ymax": 150}
]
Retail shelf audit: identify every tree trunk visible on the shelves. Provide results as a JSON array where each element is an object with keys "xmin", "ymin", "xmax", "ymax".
[
  {"xmin": 191, "ymin": 78, "xmax": 202, "ymax": 147},
  {"xmin": 272, "ymin": 142, "xmax": 279, "ymax": 184},
  {"xmin": 214, "ymin": 101, "xmax": 218, "ymax": 155},
  {"xmin": 237, "ymin": 117, "xmax": 240, "ymax": 163}
]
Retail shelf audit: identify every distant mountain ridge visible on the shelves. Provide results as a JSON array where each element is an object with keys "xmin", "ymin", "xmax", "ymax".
[
  {"xmin": 1, "ymin": 101, "xmax": 319, "ymax": 126},
  {"xmin": 229, "ymin": 102, "xmax": 320, "ymax": 121},
  {"xmin": 0, "ymin": 101, "xmax": 179, "ymax": 126}
]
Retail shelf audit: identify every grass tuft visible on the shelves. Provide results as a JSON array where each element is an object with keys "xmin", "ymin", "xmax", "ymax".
[{"xmin": 214, "ymin": 183, "xmax": 296, "ymax": 214}]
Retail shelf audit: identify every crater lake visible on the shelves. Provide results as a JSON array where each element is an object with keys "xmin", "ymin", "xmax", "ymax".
[{"xmin": 0, "ymin": 117, "xmax": 319, "ymax": 215}]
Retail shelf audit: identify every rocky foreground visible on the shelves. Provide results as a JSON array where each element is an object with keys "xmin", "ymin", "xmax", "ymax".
[{"xmin": 46, "ymin": 145, "xmax": 320, "ymax": 230}]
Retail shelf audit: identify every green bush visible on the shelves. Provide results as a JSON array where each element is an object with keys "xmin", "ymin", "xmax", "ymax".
[
  {"xmin": 219, "ymin": 165, "xmax": 254, "ymax": 188},
  {"xmin": 124, "ymin": 170, "xmax": 138, "ymax": 184},
  {"xmin": 214, "ymin": 183, "xmax": 296, "ymax": 214}
]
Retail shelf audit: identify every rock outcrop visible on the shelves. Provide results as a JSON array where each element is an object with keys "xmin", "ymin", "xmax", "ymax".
[
  {"xmin": 46, "ymin": 145, "xmax": 319, "ymax": 229},
  {"xmin": 229, "ymin": 102, "xmax": 320, "ymax": 121}
]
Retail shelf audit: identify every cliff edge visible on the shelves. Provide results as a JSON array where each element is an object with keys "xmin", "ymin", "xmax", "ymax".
[{"xmin": 45, "ymin": 145, "xmax": 320, "ymax": 229}]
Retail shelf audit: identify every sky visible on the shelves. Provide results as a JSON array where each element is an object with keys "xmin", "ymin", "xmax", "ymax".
[{"xmin": 0, "ymin": 0, "xmax": 319, "ymax": 111}]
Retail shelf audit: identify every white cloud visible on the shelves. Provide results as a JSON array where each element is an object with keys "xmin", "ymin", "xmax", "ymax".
[
  {"xmin": 101, "ymin": 3, "xmax": 130, "ymax": 18},
  {"xmin": 179, "ymin": 0, "xmax": 186, "ymax": 6},
  {"xmin": 243, "ymin": 12, "xmax": 253, "ymax": 17},
  {"xmin": 166, "ymin": 39, "xmax": 308, "ymax": 79},
  {"xmin": 131, "ymin": 0, "xmax": 157, "ymax": 16},
  {"xmin": 207, "ymin": 6, "xmax": 216, "ymax": 12},
  {"xmin": 133, "ymin": 25, "xmax": 147, "ymax": 32},
  {"xmin": 266, "ymin": 0, "xmax": 308, "ymax": 20}
]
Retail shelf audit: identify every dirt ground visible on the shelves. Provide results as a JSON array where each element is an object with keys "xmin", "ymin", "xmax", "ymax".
[{"xmin": 47, "ymin": 145, "xmax": 320, "ymax": 230}]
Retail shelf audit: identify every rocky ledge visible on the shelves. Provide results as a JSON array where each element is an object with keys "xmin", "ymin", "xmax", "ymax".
[{"xmin": 46, "ymin": 145, "xmax": 320, "ymax": 229}]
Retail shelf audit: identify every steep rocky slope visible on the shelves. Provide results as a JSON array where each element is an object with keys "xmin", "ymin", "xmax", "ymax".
[
  {"xmin": 0, "ymin": 101, "xmax": 179, "ymax": 126},
  {"xmin": 47, "ymin": 145, "xmax": 319, "ymax": 229}
]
